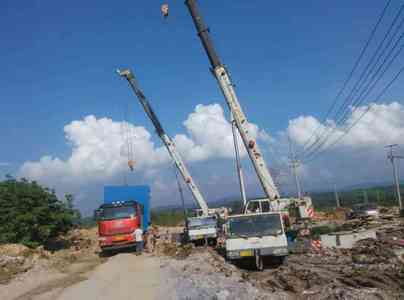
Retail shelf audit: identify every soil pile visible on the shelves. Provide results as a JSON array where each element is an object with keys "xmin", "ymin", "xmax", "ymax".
[
  {"xmin": 246, "ymin": 238, "xmax": 404, "ymax": 299},
  {"xmin": 0, "ymin": 228, "xmax": 101, "ymax": 284}
]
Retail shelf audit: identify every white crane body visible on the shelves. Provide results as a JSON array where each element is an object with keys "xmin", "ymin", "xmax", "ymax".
[
  {"xmin": 184, "ymin": 0, "xmax": 290, "ymax": 268},
  {"xmin": 213, "ymin": 66, "xmax": 280, "ymax": 200},
  {"xmin": 117, "ymin": 69, "xmax": 209, "ymax": 216},
  {"xmin": 184, "ymin": 0, "xmax": 280, "ymax": 203}
]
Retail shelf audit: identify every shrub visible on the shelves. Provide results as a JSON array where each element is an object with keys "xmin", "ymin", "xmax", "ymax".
[{"xmin": 0, "ymin": 177, "xmax": 79, "ymax": 247}]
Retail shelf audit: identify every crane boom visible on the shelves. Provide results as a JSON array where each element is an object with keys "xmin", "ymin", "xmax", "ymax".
[
  {"xmin": 117, "ymin": 69, "xmax": 209, "ymax": 216},
  {"xmin": 184, "ymin": 0, "xmax": 280, "ymax": 200}
]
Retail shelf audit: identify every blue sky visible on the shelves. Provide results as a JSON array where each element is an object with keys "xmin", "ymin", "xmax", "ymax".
[
  {"xmin": 2, "ymin": 1, "xmax": 404, "ymax": 211},
  {"xmin": 0, "ymin": 1, "xmax": 393, "ymax": 165}
]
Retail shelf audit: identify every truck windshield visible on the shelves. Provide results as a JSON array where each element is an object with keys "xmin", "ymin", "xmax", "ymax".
[
  {"xmin": 188, "ymin": 217, "xmax": 216, "ymax": 229},
  {"xmin": 100, "ymin": 206, "xmax": 136, "ymax": 221},
  {"xmin": 228, "ymin": 214, "xmax": 282, "ymax": 238}
]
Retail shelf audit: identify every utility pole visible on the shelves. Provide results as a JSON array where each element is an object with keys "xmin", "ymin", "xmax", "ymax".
[
  {"xmin": 334, "ymin": 183, "xmax": 340, "ymax": 208},
  {"xmin": 288, "ymin": 134, "xmax": 302, "ymax": 199},
  {"xmin": 230, "ymin": 112, "xmax": 247, "ymax": 207},
  {"xmin": 386, "ymin": 144, "xmax": 404, "ymax": 216},
  {"xmin": 363, "ymin": 190, "xmax": 369, "ymax": 204}
]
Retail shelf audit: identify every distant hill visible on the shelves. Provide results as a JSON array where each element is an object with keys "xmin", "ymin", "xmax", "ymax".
[{"xmin": 153, "ymin": 182, "xmax": 402, "ymax": 213}]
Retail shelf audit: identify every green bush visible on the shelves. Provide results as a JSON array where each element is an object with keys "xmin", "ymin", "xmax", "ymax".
[{"xmin": 0, "ymin": 177, "xmax": 79, "ymax": 247}]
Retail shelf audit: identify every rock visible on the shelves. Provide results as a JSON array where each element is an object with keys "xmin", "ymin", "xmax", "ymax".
[{"xmin": 215, "ymin": 289, "xmax": 230, "ymax": 300}]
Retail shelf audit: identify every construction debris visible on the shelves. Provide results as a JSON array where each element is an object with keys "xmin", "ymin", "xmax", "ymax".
[
  {"xmin": 1, "ymin": 209, "xmax": 403, "ymax": 299},
  {"xmin": 154, "ymin": 207, "xmax": 404, "ymax": 299},
  {"xmin": 320, "ymin": 229, "xmax": 377, "ymax": 249}
]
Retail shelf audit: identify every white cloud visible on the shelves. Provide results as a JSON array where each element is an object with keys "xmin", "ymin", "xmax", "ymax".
[
  {"xmin": 287, "ymin": 102, "xmax": 404, "ymax": 152},
  {"xmin": 20, "ymin": 115, "xmax": 169, "ymax": 187},
  {"xmin": 19, "ymin": 100, "xmax": 404, "ymax": 210},
  {"xmin": 0, "ymin": 162, "xmax": 10, "ymax": 167},
  {"xmin": 175, "ymin": 103, "xmax": 268, "ymax": 161},
  {"xmin": 279, "ymin": 102, "xmax": 404, "ymax": 193},
  {"xmin": 18, "ymin": 104, "xmax": 270, "ymax": 210}
]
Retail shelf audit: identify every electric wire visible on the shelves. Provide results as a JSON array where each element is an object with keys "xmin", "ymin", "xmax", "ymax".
[
  {"xmin": 303, "ymin": 63, "xmax": 404, "ymax": 164},
  {"xmin": 299, "ymin": 0, "xmax": 393, "ymax": 154},
  {"xmin": 332, "ymin": 3, "xmax": 404, "ymax": 126},
  {"xmin": 301, "ymin": 2, "xmax": 404, "ymax": 161},
  {"xmin": 303, "ymin": 34, "xmax": 404, "ymax": 162}
]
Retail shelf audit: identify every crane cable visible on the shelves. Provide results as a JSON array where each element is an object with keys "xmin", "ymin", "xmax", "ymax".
[
  {"xmin": 173, "ymin": 163, "xmax": 187, "ymax": 221},
  {"xmin": 120, "ymin": 101, "xmax": 137, "ymax": 172}
]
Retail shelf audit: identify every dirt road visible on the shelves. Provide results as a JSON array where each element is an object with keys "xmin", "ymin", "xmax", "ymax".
[
  {"xmin": 55, "ymin": 253, "xmax": 161, "ymax": 300},
  {"xmin": 2, "ymin": 220, "xmax": 403, "ymax": 300},
  {"xmin": 1, "ymin": 253, "xmax": 163, "ymax": 300}
]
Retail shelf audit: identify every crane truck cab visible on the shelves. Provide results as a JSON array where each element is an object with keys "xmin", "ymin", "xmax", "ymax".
[
  {"xmin": 185, "ymin": 207, "xmax": 231, "ymax": 246},
  {"xmin": 95, "ymin": 186, "xmax": 150, "ymax": 253},
  {"xmin": 185, "ymin": 214, "xmax": 218, "ymax": 246},
  {"xmin": 244, "ymin": 197, "xmax": 314, "ymax": 221},
  {"xmin": 224, "ymin": 212, "xmax": 288, "ymax": 270}
]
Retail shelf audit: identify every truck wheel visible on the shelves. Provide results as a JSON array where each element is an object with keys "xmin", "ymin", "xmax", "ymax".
[
  {"xmin": 101, "ymin": 249, "xmax": 112, "ymax": 257},
  {"xmin": 280, "ymin": 256, "xmax": 288, "ymax": 266},
  {"xmin": 255, "ymin": 254, "xmax": 264, "ymax": 271}
]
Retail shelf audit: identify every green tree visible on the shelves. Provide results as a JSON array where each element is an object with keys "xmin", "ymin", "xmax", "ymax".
[
  {"xmin": 0, "ymin": 178, "xmax": 78, "ymax": 247},
  {"xmin": 64, "ymin": 193, "xmax": 81, "ymax": 224}
]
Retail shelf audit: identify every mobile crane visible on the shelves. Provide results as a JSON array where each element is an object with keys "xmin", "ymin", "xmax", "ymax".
[
  {"xmin": 117, "ymin": 69, "xmax": 218, "ymax": 245},
  {"xmin": 184, "ymin": 0, "xmax": 291, "ymax": 269}
]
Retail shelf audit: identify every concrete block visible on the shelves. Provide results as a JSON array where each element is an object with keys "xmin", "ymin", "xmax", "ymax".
[{"xmin": 320, "ymin": 229, "xmax": 377, "ymax": 249}]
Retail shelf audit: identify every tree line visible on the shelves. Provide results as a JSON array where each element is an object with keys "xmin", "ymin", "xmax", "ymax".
[{"xmin": 0, "ymin": 176, "xmax": 81, "ymax": 247}]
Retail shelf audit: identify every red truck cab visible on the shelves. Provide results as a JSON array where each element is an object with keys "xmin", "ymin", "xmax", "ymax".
[{"xmin": 95, "ymin": 201, "xmax": 142, "ymax": 252}]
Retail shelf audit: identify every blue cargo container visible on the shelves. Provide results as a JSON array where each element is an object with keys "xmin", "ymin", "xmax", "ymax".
[{"xmin": 103, "ymin": 185, "xmax": 150, "ymax": 230}]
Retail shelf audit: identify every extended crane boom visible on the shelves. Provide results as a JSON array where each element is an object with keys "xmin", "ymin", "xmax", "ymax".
[
  {"xmin": 117, "ymin": 69, "xmax": 209, "ymax": 216},
  {"xmin": 184, "ymin": 0, "xmax": 280, "ymax": 200}
]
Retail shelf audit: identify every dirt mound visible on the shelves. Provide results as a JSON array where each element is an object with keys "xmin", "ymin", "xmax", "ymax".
[
  {"xmin": 351, "ymin": 238, "xmax": 396, "ymax": 264},
  {"xmin": 314, "ymin": 208, "xmax": 350, "ymax": 222},
  {"xmin": 156, "ymin": 242, "xmax": 194, "ymax": 259},
  {"xmin": 245, "ymin": 238, "xmax": 404, "ymax": 299},
  {"xmin": 0, "ymin": 255, "xmax": 30, "ymax": 284},
  {"xmin": 0, "ymin": 244, "xmax": 30, "ymax": 257},
  {"xmin": 0, "ymin": 228, "xmax": 101, "ymax": 284},
  {"xmin": 0, "ymin": 245, "xmax": 34, "ymax": 284}
]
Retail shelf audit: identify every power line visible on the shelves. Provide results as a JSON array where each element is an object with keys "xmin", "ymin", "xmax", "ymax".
[
  {"xmin": 303, "ymin": 40, "xmax": 404, "ymax": 162},
  {"xmin": 339, "ymin": 33, "xmax": 404, "ymax": 123},
  {"xmin": 302, "ymin": 4, "xmax": 404, "ymax": 161},
  {"xmin": 299, "ymin": 0, "xmax": 392, "ymax": 154},
  {"xmin": 302, "ymin": 30, "xmax": 402, "ymax": 160},
  {"xmin": 302, "ymin": 63, "xmax": 404, "ymax": 164},
  {"xmin": 331, "ymin": 4, "xmax": 404, "ymax": 126}
]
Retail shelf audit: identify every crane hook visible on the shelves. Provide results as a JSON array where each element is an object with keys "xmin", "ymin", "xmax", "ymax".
[{"xmin": 161, "ymin": 3, "xmax": 169, "ymax": 19}]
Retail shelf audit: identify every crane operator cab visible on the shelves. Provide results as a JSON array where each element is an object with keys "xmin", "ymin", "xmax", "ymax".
[
  {"xmin": 224, "ymin": 212, "xmax": 288, "ymax": 271},
  {"xmin": 185, "ymin": 215, "xmax": 218, "ymax": 246}
]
